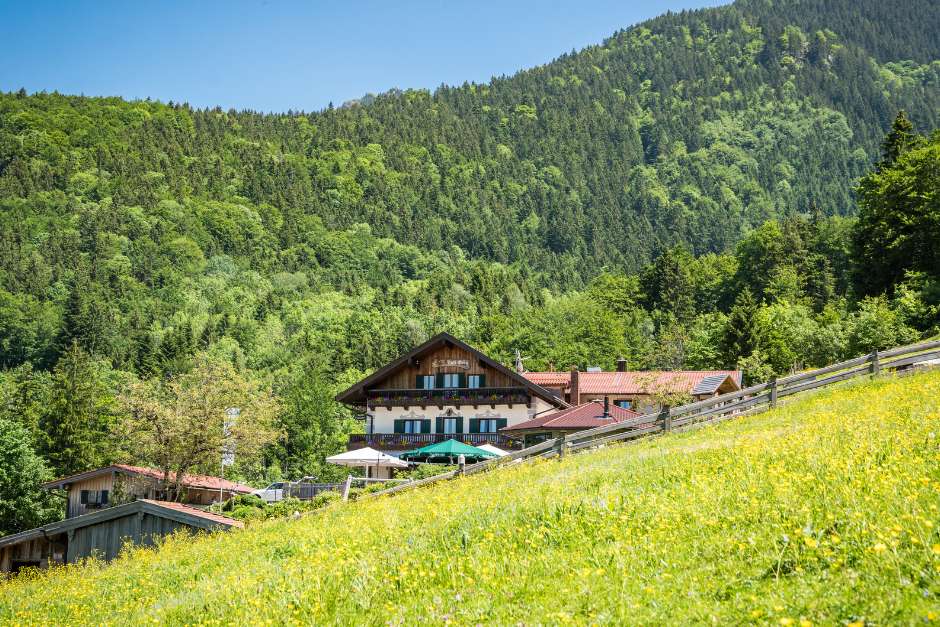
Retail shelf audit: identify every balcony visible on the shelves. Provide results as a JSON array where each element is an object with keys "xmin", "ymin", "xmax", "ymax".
[
  {"xmin": 366, "ymin": 387, "xmax": 531, "ymax": 409},
  {"xmin": 348, "ymin": 432, "xmax": 524, "ymax": 451}
]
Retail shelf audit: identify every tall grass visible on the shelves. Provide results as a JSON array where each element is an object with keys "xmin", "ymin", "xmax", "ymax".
[{"xmin": 2, "ymin": 371, "xmax": 939, "ymax": 625}]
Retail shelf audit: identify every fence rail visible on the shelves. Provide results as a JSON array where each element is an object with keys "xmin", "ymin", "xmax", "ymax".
[{"xmin": 366, "ymin": 340, "xmax": 940, "ymax": 500}]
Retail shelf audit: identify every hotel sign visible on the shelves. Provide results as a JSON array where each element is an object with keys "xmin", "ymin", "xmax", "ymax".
[{"xmin": 431, "ymin": 358, "xmax": 470, "ymax": 370}]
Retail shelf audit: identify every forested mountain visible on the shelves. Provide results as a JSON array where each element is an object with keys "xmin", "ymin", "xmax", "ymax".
[{"xmin": 1, "ymin": 0, "xmax": 939, "ymax": 515}]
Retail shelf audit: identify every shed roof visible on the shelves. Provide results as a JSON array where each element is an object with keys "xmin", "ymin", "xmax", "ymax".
[
  {"xmin": 502, "ymin": 401, "xmax": 643, "ymax": 433},
  {"xmin": 42, "ymin": 464, "xmax": 255, "ymax": 494}
]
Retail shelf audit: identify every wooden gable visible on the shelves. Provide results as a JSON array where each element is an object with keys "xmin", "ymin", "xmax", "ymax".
[{"xmin": 373, "ymin": 343, "xmax": 515, "ymax": 390}]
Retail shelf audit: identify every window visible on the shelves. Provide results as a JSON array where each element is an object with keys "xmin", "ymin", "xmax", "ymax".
[
  {"xmin": 80, "ymin": 490, "xmax": 109, "ymax": 508},
  {"xmin": 443, "ymin": 418, "xmax": 458, "ymax": 434},
  {"xmin": 615, "ymin": 400, "xmax": 632, "ymax": 410},
  {"xmin": 479, "ymin": 419, "xmax": 499, "ymax": 433},
  {"xmin": 403, "ymin": 420, "xmax": 423, "ymax": 434},
  {"xmin": 418, "ymin": 375, "xmax": 435, "ymax": 389},
  {"xmin": 442, "ymin": 373, "xmax": 461, "ymax": 388},
  {"xmin": 468, "ymin": 374, "xmax": 484, "ymax": 389}
]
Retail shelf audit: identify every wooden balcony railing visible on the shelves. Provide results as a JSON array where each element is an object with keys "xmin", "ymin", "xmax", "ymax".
[
  {"xmin": 366, "ymin": 387, "xmax": 531, "ymax": 409},
  {"xmin": 349, "ymin": 432, "xmax": 524, "ymax": 451}
]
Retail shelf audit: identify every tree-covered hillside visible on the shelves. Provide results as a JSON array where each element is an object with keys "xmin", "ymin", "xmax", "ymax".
[
  {"xmin": 1, "ymin": 0, "xmax": 939, "ymax": 517},
  {"xmin": 3, "ymin": 0, "xmax": 939, "ymax": 282}
]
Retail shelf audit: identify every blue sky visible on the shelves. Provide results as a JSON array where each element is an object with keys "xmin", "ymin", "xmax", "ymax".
[{"xmin": 0, "ymin": 0, "xmax": 726, "ymax": 113}]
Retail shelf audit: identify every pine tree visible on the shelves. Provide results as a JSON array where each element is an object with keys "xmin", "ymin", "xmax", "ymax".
[
  {"xmin": 878, "ymin": 111, "xmax": 923, "ymax": 170},
  {"xmin": 721, "ymin": 289, "xmax": 761, "ymax": 366},
  {"xmin": 39, "ymin": 341, "xmax": 119, "ymax": 476}
]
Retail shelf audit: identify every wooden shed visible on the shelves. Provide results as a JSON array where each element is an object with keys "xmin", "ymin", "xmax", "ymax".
[{"xmin": 0, "ymin": 499, "xmax": 242, "ymax": 574}]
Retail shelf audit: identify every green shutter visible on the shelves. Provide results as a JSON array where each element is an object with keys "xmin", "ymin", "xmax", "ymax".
[
  {"xmin": 496, "ymin": 418, "xmax": 508, "ymax": 430},
  {"xmin": 435, "ymin": 417, "xmax": 444, "ymax": 433},
  {"xmin": 458, "ymin": 373, "xmax": 466, "ymax": 388},
  {"xmin": 80, "ymin": 490, "xmax": 89, "ymax": 505},
  {"xmin": 394, "ymin": 420, "xmax": 405, "ymax": 434},
  {"xmin": 456, "ymin": 417, "xmax": 464, "ymax": 434},
  {"xmin": 415, "ymin": 376, "xmax": 424, "ymax": 389},
  {"xmin": 469, "ymin": 418, "xmax": 480, "ymax": 433},
  {"xmin": 101, "ymin": 490, "xmax": 109, "ymax": 505},
  {"xmin": 421, "ymin": 419, "xmax": 431, "ymax": 434},
  {"xmin": 435, "ymin": 373, "xmax": 444, "ymax": 389},
  {"xmin": 478, "ymin": 374, "xmax": 486, "ymax": 388}
]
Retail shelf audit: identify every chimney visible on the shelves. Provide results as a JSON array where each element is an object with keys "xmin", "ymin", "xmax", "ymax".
[
  {"xmin": 616, "ymin": 357, "xmax": 627, "ymax": 372},
  {"xmin": 603, "ymin": 395, "xmax": 610, "ymax": 419},
  {"xmin": 569, "ymin": 368, "xmax": 580, "ymax": 406}
]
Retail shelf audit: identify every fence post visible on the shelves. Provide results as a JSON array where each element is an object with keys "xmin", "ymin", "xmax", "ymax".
[
  {"xmin": 870, "ymin": 350, "xmax": 880, "ymax": 376},
  {"xmin": 555, "ymin": 437, "xmax": 566, "ymax": 460},
  {"xmin": 341, "ymin": 474, "xmax": 353, "ymax": 501},
  {"xmin": 769, "ymin": 376, "xmax": 778, "ymax": 408},
  {"xmin": 660, "ymin": 406, "xmax": 671, "ymax": 432}
]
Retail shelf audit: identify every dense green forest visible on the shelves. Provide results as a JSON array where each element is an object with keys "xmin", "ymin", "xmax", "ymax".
[{"xmin": 1, "ymin": 0, "xmax": 939, "ymax": 535}]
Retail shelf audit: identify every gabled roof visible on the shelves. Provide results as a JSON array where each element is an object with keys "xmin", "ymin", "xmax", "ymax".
[
  {"xmin": 502, "ymin": 401, "xmax": 643, "ymax": 433},
  {"xmin": 42, "ymin": 464, "xmax": 255, "ymax": 494},
  {"xmin": 0, "ymin": 500, "xmax": 242, "ymax": 550},
  {"xmin": 136, "ymin": 500, "xmax": 244, "ymax": 528},
  {"xmin": 523, "ymin": 370, "xmax": 742, "ymax": 396},
  {"xmin": 335, "ymin": 332, "xmax": 568, "ymax": 409}
]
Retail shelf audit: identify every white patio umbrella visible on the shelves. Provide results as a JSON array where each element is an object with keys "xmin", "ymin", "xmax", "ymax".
[
  {"xmin": 326, "ymin": 447, "xmax": 409, "ymax": 477},
  {"xmin": 475, "ymin": 443, "xmax": 509, "ymax": 457}
]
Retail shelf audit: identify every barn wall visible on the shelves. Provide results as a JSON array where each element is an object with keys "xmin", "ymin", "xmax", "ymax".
[
  {"xmin": 0, "ymin": 535, "xmax": 66, "ymax": 573},
  {"xmin": 66, "ymin": 512, "xmax": 197, "ymax": 563}
]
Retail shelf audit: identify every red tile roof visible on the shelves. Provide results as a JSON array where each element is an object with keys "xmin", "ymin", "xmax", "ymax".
[
  {"xmin": 525, "ymin": 372, "xmax": 570, "ymax": 387},
  {"xmin": 43, "ymin": 464, "xmax": 255, "ymax": 494},
  {"xmin": 138, "ymin": 499, "xmax": 244, "ymax": 528},
  {"xmin": 502, "ymin": 401, "xmax": 643, "ymax": 432},
  {"xmin": 523, "ymin": 370, "xmax": 742, "ymax": 395},
  {"xmin": 112, "ymin": 465, "xmax": 255, "ymax": 493}
]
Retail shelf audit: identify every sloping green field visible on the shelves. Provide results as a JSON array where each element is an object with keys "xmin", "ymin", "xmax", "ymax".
[{"xmin": 2, "ymin": 371, "xmax": 940, "ymax": 625}]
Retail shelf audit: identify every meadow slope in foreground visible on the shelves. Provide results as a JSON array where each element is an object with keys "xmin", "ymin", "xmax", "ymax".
[{"xmin": 2, "ymin": 370, "xmax": 939, "ymax": 625}]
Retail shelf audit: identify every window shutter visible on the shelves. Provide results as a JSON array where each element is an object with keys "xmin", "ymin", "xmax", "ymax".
[
  {"xmin": 496, "ymin": 418, "xmax": 508, "ymax": 430},
  {"xmin": 100, "ymin": 490, "xmax": 109, "ymax": 505},
  {"xmin": 435, "ymin": 373, "xmax": 444, "ymax": 389},
  {"xmin": 458, "ymin": 373, "xmax": 466, "ymax": 388},
  {"xmin": 435, "ymin": 417, "xmax": 444, "ymax": 433},
  {"xmin": 469, "ymin": 418, "xmax": 480, "ymax": 433},
  {"xmin": 421, "ymin": 419, "xmax": 431, "ymax": 434},
  {"xmin": 80, "ymin": 490, "xmax": 89, "ymax": 505},
  {"xmin": 394, "ymin": 419, "xmax": 405, "ymax": 434},
  {"xmin": 478, "ymin": 374, "xmax": 486, "ymax": 388},
  {"xmin": 456, "ymin": 417, "xmax": 464, "ymax": 434},
  {"xmin": 415, "ymin": 376, "xmax": 424, "ymax": 389}
]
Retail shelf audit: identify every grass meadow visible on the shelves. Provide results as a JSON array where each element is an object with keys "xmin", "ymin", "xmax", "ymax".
[{"xmin": 2, "ymin": 370, "xmax": 939, "ymax": 625}]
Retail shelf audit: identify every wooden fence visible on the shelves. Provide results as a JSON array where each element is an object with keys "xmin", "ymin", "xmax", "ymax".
[{"xmin": 366, "ymin": 339, "xmax": 940, "ymax": 499}]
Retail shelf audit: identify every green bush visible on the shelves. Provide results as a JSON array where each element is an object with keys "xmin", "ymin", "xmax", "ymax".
[
  {"xmin": 221, "ymin": 493, "xmax": 265, "ymax": 512},
  {"xmin": 399, "ymin": 464, "xmax": 456, "ymax": 481},
  {"xmin": 310, "ymin": 491, "xmax": 341, "ymax": 509}
]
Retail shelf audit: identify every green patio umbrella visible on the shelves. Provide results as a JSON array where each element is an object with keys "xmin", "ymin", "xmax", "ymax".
[{"xmin": 399, "ymin": 439, "xmax": 498, "ymax": 464}]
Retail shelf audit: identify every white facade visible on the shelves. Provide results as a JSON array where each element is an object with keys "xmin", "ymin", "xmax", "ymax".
[{"xmin": 369, "ymin": 397, "xmax": 555, "ymax": 434}]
